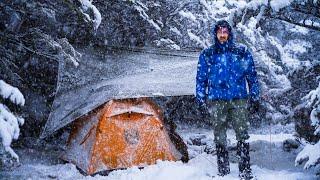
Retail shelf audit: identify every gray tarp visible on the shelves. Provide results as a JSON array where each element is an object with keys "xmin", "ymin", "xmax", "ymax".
[{"xmin": 40, "ymin": 47, "xmax": 199, "ymax": 138}]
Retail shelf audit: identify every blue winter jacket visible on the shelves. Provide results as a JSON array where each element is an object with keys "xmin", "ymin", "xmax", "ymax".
[{"xmin": 196, "ymin": 25, "xmax": 259, "ymax": 103}]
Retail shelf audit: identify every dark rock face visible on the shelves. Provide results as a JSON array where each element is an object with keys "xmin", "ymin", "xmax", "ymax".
[{"xmin": 0, "ymin": 5, "xmax": 22, "ymax": 32}]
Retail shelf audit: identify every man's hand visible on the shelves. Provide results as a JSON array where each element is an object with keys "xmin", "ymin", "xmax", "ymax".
[
  {"xmin": 198, "ymin": 103, "xmax": 208, "ymax": 117},
  {"xmin": 198, "ymin": 102, "xmax": 207, "ymax": 110},
  {"xmin": 248, "ymin": 99, "xmax": 260, "ymax": 114},
  {"xmin": 196, "ymin": 98, "xmax": 205, "ymax": 107},
  {"xmin": 196, "ymin": 98, "xmax": 208, "ymax": 116}
]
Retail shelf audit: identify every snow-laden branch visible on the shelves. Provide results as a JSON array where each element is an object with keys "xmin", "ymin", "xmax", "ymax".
[
  {"xmin": 303, "ymin": 82, "xmax": 320, "ymax": 135},
  {"xmin": 295, "ymin": 141, "xmax": 320, "ymax": 170},
  {"xmin": 296, "ymin": 82, "xmax": 320, "ymax": 172},
  {"xmin": 187, "ymin": 30, "xmax": 206, "ymax": 48},
  {"xmin": 303, "ymin": 82, "xmax": 320, "ymax": 108},
  {"xmin": 229, "ymin": 0, "xmax": 296, "ymax": 26},
  {"xmin": 154, "ymin": 38, "xmax": 181, "ymax": 50},
  {"xmin": 0, "ymin": 80, "xmax": 25, "ymax": 106},
  {"xmin": 0, "ymin": 80, "xmax": 25, "ymax": 161},
  {"xmin": 229, "ymin": 0, "xmax": 268, "ymax": 27},
  {"xmin": 230, "ymin": 0, "xmax": 320, "ymax": 32},
  {"xmin": 310, "ymin": 108, "xmax": 320, "ymax": 135},
  {"xmin": 130, "ymin": 0, "xmax": 161, "ymax": 31},
  {"xmin": 0, "ymin": 104, "xmax": 24, "ymax": 160},
  {"xmin": 79, "ymin": 0, "xmax": 102, "ymax": 30}
]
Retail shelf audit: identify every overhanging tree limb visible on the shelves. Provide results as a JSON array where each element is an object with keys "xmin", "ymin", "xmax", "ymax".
[{"xmin": 271, "ymin": 14, "xmax": 320, "ymax": 32}]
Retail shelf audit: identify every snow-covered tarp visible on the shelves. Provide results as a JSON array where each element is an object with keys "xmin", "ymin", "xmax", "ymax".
[{"xmin": 40, "ymin": 47, "xmax": 199, "ymax": 138}]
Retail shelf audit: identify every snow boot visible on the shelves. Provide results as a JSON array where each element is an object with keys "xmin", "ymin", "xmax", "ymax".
[
  {"xmin": 216, "ymin": 143, "xmax": 230, "ymax": 176},
  {"xmin": 237, "ymin": 141, "xmax": 254, "ymax": 180}
]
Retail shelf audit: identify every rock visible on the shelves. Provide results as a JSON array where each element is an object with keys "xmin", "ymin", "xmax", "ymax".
[
  {"xmin": 204, "ymin": 143, "xmax": 215, "ymax": 154},
  {"xmin": 189, "ymin": 134, "xmax": 207, "ymax": 146},
  {"xmin": 283, "ymin": 139, "xmax": 300, "ymax": 152},
  {"xmin": 0, "ymin": 6, "xmax": 22, "ymax": 33}
]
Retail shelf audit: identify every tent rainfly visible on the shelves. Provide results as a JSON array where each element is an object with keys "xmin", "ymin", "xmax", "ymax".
[{"xmin": 40, "ymin": 48, "xmax": 198, "ymax": 139}]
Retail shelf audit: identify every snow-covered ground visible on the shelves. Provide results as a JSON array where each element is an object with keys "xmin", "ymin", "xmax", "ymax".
[{"xmin": 0, "ymin": 123, "xmax": 317, "ymax": 180}]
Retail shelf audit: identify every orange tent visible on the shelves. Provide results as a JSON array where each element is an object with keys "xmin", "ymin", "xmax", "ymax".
[{"xmin": 61, "ymin": 98, "xmax": 188, "ymax": 175}]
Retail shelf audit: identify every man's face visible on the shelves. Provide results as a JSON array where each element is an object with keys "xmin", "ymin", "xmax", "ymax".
[{"xmin": 217, "ymin": 27, "xmax": 229, "ymax": 44}]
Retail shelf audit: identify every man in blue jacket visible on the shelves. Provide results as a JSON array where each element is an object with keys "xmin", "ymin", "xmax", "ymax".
[{"xmin": 196, "ymin": 20, "xmax": 260, "ymax": 179}]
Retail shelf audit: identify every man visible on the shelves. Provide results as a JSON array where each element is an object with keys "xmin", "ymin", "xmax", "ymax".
[{"xmin": 196, "ymin": 20, "xmax": 260, "ymax": 179}]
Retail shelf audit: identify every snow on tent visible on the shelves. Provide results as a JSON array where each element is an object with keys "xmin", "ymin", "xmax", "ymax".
[{"xmin": 40, "ymin": 46, "xmax": 197, "ymax": 173}]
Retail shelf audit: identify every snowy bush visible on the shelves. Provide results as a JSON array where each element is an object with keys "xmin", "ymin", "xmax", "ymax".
[
  {"xmin": 0, "ymin": 80, "xmax": 25, "ymax": 162},
  {"xmin": 304, "ymin": 82, "xmax": 320, "ymax": 136},
  {"xmin": 295, "ymin": 82, "xmax": 320, "ymax": 174}
]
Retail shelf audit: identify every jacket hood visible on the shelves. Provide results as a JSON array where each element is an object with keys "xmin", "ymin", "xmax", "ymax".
[{"xmin": 212, "ymin": 20, "xmax": 234, "ymax": 50}]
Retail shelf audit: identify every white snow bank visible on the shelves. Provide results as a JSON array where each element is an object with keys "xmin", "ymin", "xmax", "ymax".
[
  {"xmin": 253, "ymin": 165, "xmax": 316, "ymax": 180},
  {"xmin": 295, "ymin": 141, "xmax": 320, "ymax": 170},
  {"xmin": 79, "ymin": 154, "xmax": 318, "ymax": 179},
  {"xmin": 11, "ymin": 153, "xmax": 315, "ymax": 180},
  {"xmin": 248, "ymin": 133, "xmax": 294, "ymax": 143},
  {"xmin": 2, "ymin": 124, "xmax": 317, "ymax": 179},
  {"xmin": 179, "ymin": 126, "xmax": 295, "ymax": 147},
  {"xmin": 0, "ymin": 80, "xmax": 25, "ymax": 106},
  {"xmin": 228, "ymin": 132, "xmax": 294, "ymax": 146},
  {"xmin": 109, "ymin": 154, "xmax": 311, "ymax": 180},
  {"xmin": 80, "ymin": 0, "xmax": 102, "ymax": 30},
  {"xmin": 107, "ymin": 159, "xmax": 214, "ymax": 180}
]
